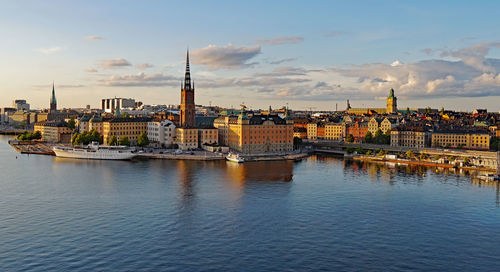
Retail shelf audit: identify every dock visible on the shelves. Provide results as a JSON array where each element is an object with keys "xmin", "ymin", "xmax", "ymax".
[{"xmin": 9, "ymin": 140, "xmax": 55, "ymax": 155}]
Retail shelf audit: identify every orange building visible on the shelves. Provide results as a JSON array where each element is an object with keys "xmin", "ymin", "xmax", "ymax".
[{"xmin": 347, "ymin": 121, "xmax": 369, "ymax": 142}]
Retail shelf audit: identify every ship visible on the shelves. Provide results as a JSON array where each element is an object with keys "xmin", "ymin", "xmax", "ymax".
[
  {"xmin": 226, "ymin": 152, "xmax": 245, "ymax": 163},
  {"xmin": 53, "ymin": 142, "xmax": 137, "ymax": 160}
]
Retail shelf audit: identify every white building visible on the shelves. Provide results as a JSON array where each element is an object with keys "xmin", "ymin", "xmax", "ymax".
[
  {"xmin": 13, "ymin": 100, "xmax": 30, "ymax": 111},
  {"xmin": 147, "ymin": 119, "xmax": 176, "ymax": 147},
  {"xmin": 101, "ymin": 98, "xmax": 136, "ymax": 113}
]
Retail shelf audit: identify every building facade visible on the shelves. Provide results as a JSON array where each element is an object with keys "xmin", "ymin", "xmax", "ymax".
[
  {"xmin": 34, "ymin": 120, "xmax": 73, "ymax": 143},
  {"xmin": 147, "ymin": 119, "xmax": 176, "ymax": 147},
  {"xmin": 179, "ymin": 51, "xmax": 196, "ymax": 128},
  {"xmin": 102, "ymin": 117, "xmax": 150, "ymax": 145},
  {"xmin": 324, "ymin": 123, "xmax": 345, "ymax": 141},
  {"xmin": 431, "ymin": 131, "xmax": 490, "ymax": 149},
  {"xmin": 390, "ymin": 127, "xmax": 430, "ymax": 148}
]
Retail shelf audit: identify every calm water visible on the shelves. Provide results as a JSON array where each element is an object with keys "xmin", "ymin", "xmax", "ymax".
[{"xmin": 1, "ymin": 135, "xmax": 500, "ymax": 271}]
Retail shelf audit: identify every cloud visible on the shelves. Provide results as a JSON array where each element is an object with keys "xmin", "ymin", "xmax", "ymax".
[
  {"xmin": 324, "ymin": 31, "xmax": 345, "ymax": 38},
  {"xmin": 33, "ymin": 84, "xmax": 85, "ymax": 89},
  {"xmin": 190, "ymin": 44, "xmax": 261, "ymax": 70},
  {"xmin": 255, "ymin": 36, "xmax": 304, "ymax": 46},
  {"xmin": 440, "ymin": 41, "xmax": 500, "ymax": 72},
  {"xmin": 85, "ymin": 68, "xmax": 98, "ymax": 73},
  {"xmin": 36, "ymin": 46, "xmax": 62, "ymax": 55},
  {"xmin": 100, "ymin": 58, "xmax": 131, "ymax": 69},
  {"xmin": 269, "ymin": 57, "xmax": 297, "ymax": 65},
  {"xmin": 328, "ymin": 42, "xmax": 500, "ymax": 98},
  {"xmin": 84, "ymin": 36, "xmax": 104, "ymax": 41},
  {"xmin": 254, "ymin": 66, "xmax": 310, "ymax": 77},
  {"xmin": 421, "ymin": 48, "xmax": 433, "ymax": 56},
  {"xmin": 100, "ymin": 72, "xmax": 180, "ymax": 87},
  {"xmin": 136, "ymin": 63, "xmax": 154, "ymax": 69}
]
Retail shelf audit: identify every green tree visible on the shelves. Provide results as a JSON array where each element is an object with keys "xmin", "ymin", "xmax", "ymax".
[
  {"xmin": 377, "ymin": 149, "xmax": 385, "ymax": 156},
  {"xmin": 384, "ymin": 130, "xmax": 391, "ymax": 144},
  {"xmin": 137, "ymin": 132, "xmax": 150, "ymax": 147},
  {"xmin": 419, "ymin": 153, "xmax": 428, "ymax": 160},
  {"xmin": 346, "ymin": 134, "xmax": 354, "ymax": 143},
  {"xmin": 346, "ymin": 147, "xmax": 355, "ymax": 154},
  {"xmin": 373, "ymin": 129, "xmax": 384, "ymax": 144},
  {"xmin": 448, "ymin": 156, "xmax": 455, "ymax": 162},
  {"xmin": 366, "ymin": 150, "xmax": 372, "ymax": 155},
  {"xmin": 463, "ymin": 157, "xmax": 471, "ymax": 165},
  {"xmin": 108, "ymin": 135, "xmax": 118, "ymax": 146},
  {"xmin": 120, "ymin": 112, "xmax": 129, "ymax": 118},
  {"xmin": 90, "ymin": 129, "xmax": 102, "ymax": 144},
  {"xmin": 355, "ymin": 147, "xmax": 366, "ymax": 154},
  {"xmin": 406, "ymin": 150, "xmax": 414, "ymax": 159},
  {"xmin": 434, "ymin": 155, "xmax": 440, "ymax": 161},
  {"xmin": 119, "ymin": 136, "xmax": 130, "ymax": 146},
  {"xmin": 364, "ymin": 131, "xmax": 373, "ymax": 143},
  {"xmin": 67, "ymin": 118, "xmax": 76, "ymax": 129}
]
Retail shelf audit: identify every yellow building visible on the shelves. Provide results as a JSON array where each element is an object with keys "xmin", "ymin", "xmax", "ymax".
[
  {"xmin": 215, "ymin": 113, "xmax": 293, "ymax": 154},
  {"xmin": 347, "ymin": 88, "xmax": 398, "ymax": 115},
  {"xmin": 307, "ymin": 123, "xmax": 317, "ymax": 140},
  {"xmin": 102, "ymin": 117, "xmax": 150, "ymax": 145},
  {"xmin": 89, "ymin": 115, "xmax": 104, "ymax": 135},
  {"xmin": 431, "ymin": 131, "xmax": 490, "ymax": 149},
  {"xmin": 175, "ymin": 127, "xmax": 199, "ymax": 150},
  {"xmin": 293, "ymin": 127, "xmax": 307, "ymax": 139},
  {"xmin": 324, "ymin": 123, "xmax": 345, "ymax": 140},
  {"xmin": 368, "ymin": 117, "xmax": 396, "ymax": 135},
  {"xmin": 34, "ymin": 120, "xmax": 73, "ymax": 143}
]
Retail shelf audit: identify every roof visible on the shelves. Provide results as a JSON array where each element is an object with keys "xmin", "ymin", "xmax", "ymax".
[
  {"xmin": 108, "ymin": 117, "xmax": 152, "ymax": 123},
  {"xmin": 248, "ymin": 114, "xmax": 286, "ymax": 125},
  {"xmin": 35, "ymin": 120, "xmax": 68, "ymax": 127},
  {"xmin": 196, "ymin": 116, "xmax": 217, "ymax": 128}
]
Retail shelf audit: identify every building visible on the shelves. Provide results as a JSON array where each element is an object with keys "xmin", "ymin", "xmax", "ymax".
[
  {"xmin": 147, "ymin": 119, "xmax": 176, "ymax": 147},
  {"xmin": 347, "ymin": 121, "xmax": 369, "ymax": 142},
  {"xmin": 391, "ymin": 126, "xmax": 430, "ymax": 148},
  {"xmin": 175, "ymin": 128, "xmax": 198, "ymax": 150},
  {"xmin": 347, "ymin": 88, "xmax": 398, "ymax": 115},
  {"xmin": 89, "ymin": 115, "xmax": 104, "ymax": 135},
  {"xmin": 293, "ymin": 127, "xmax": 307, "ymax": 139},
  {"xmin": 179, "ymin": 51, "xmax": 196, "ymax": 128},
  {"xmin": 34, "ymin": 120, "xmax": 73, "ymax": 143},
  {"xmin": 50, "ymin": 83, "xmax": 57, "ymax": 113},
  {"xmin": 102, "ymin": 117, "xmax": 151, "ymax": 145},
  {"xmin": 101, "ymin": 98, "xmax": 136, "ymax": 113},
  {"xmin": 307, "ymin": 123, "xmax": 318, "ymax": 140},
  {"xmin": 324, "ymin": 123, "xmax": 345, "ymax": 141},
  {"xmin": 213, "ymin": 115, "xmax": 237, "ymax": 146},
  {"xmin": 431, "ymin": 131, "xmax": 490, "ymax": 149},
  {"xmin": 13, "ymin": 100, "xmax": 30, "ymax": 111},
  {"xmin": 386, "ymin": 88, "xmax": 397, "ymax": 114},
  {"xmin": 221, "ymin": 111, "xmax": 293, "ymax": 154}
]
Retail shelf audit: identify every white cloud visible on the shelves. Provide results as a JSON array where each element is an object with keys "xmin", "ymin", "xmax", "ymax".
[
  {"xmin": 84, "ymin": 36, "xmax": 104, "ymax": 41},
  {"xmin": 255, "ymin": 36, "xmax": 304, "ymax": 46},
  {"xmin": 136, "ymin": 63, "xmax": 154, "ymax": 69},
  {"xmin": 191, "ymin": 44, "xmax": 261, "ymax": 70},
  {"xmin": 36, "ymin": 46, "xmax": 62, "ymax": 55},
  {"xmin": 85, "ymin": 68, "xmax": 98, "ymax": 73},
  {"xmin": 100, "ymin": 58, "xmax": 131, "ymax": 69},
  {"xmin": 270, "ymin": 57, "xmax": 297, "ymax": 65},
  {"xmin": 101, "ymin": 72, "xmax": 180, "ymax": 87}
]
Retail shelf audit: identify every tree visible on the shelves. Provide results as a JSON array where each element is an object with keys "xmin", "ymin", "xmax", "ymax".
[
  {"xmin": 346, "ymin": 147, "xmax": 355, "ymax": 154},
  {"xmin": 120, "ymin": 112, "xmax": 129, "ymax": 118},
  {"xmin": 377, "ymin": 149, "xmax": 385, "ymax": 156},
  {"xmin": 364, "ymin": 131, "xmax": 373, "ymax": 143},
  {"xmin": 67, "ymin": 118, "xmax": 76, "ymax": 129},
  {"xmin": 18, "ymin": 131, "xmax": 42, "ymax": 141},
  {"xmin": 490, "ymin": 137, "xmax": 500, "ymax": 151},
  {"xmin": 384, "ymin": 130, "xmax": 391, "ymax": 145},
  {"xmin": 108, "ymin": 135, "xmax": 118, "ymax": 146},
  {"xmin": 346, "ymin": 134, "xmax": 354, "ymax": 143},
  {"xmin": 373, "ymin": 129, "xmax": 384, "ymax": 144},
  {"xmin": 448, "ymin": 156, "xmax": 455, "ymax": 162},
  {"xmin": 406, "ymin": 150, "xmax": 414, "ymax": 159},
  {"xmin": 419, "ymin": 153, "xmax": 428, "ymax": 160},
  {"xmin": 463, "ymin": 157, "xmax": 471, "ymax": 165},
  {"xmin": 119, "ymin": 136, "xmax": 130, "ymax": 146},
  {"xmin": 434, "ymin": 155, "xmax": 440, "ymax": 161},
  {"xmin": 137, "ymin": 132, "xmax": 150, "ymax": 147},
  {"xmin": 90, "ymin": 129, "xmax": 102, "ymax": 144},
  {"xmin": 366, "ymin": 150, "xmax": 372, "ymax": 155}
]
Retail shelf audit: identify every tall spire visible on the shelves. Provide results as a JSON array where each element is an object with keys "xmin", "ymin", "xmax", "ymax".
[
  {"xmin": 50, "ymin": 81, "xmax": 57, "ymax": 112},
  {"xmin": 183, "ymin": 49, "xmax": 192, "ymax": 91}
]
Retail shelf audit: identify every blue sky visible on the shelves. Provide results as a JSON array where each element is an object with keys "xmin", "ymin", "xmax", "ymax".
[{"xmin": 1, "ymin": 0, "xmax": 500, "ymax": 111}]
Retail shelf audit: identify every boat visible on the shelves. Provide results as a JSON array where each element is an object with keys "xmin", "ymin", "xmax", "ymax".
[
  {"xmin": 475, "ymin": 173, "xmax": 499, "ymax": 182},
  {"xmin": 226, "ymin": 153, "xmax": 244, "ymax": 163},
  {"xmin": 53, "ymin": 142, "xmax": 136, "ymax": 160}
]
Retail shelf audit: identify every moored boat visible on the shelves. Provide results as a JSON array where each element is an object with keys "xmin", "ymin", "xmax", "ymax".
[
  {"xmin": 53, "ymin": 142, "xmax": 136, "ymax": 160},
  {"xmin": 226, "ymin": 153, "xmax": 244, "ymax": 163}
]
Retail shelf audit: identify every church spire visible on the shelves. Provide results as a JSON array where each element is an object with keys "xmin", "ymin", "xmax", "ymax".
[
  {"xmin": 183, "ymin": 49, "xmax": 192, "ymax": 91},
  {"xmin": 50, "ymin": 81, "xmax": 57, "ymax": 112}
]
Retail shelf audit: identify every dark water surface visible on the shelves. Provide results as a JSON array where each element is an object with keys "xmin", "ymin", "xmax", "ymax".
[{"xmin": 1, "ymin": 135, "xmax": 500, "ymax": 271}]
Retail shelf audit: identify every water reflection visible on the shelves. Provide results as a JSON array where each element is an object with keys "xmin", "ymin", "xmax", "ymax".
[{"xmin": 225, "ymin": 160, "xmax": 294, "ymax": 185}]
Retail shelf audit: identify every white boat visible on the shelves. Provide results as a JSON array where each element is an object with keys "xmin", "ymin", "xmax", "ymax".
[
  {"xmin": 476, "ymin": 173, "xmax": 499, "ymax": 182},
  {"xmin": 226, "ymin": 153, "xmax": 244, "ymax": 163},
  {"xmin": 53, "ymin": 142, "xmax": 136, "ymax": 160}
]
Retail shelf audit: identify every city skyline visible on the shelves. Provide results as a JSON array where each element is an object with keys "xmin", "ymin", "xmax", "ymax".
[{"xmin": 2, "ymin": 1, "xmax": 500, "ymax": 111}]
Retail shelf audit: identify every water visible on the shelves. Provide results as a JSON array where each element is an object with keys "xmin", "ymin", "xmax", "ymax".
[{"xmin": 1, "ymin": 135, "xmax": 500, "ymax": 271}]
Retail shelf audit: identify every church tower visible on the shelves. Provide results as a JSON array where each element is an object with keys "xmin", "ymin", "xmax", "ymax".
[
  {"xmin": 50, "ymin": 82, "xmax": 57, "ymax": 113},
  {"xmin": 180, "ymin": 50, "xmax": 196, "ymax": 127},
  {"xmin": 386, "ymin": 88, "xmax": 397, "ymax": 114}
]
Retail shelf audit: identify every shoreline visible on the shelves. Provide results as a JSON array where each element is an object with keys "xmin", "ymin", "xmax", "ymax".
[{"xmin": 351, "ymin": 155, "xmax": 497, "ymax": 173}]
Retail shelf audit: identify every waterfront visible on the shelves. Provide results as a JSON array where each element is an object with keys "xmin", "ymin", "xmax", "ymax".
[{"xmin": 1, "ymin": 135, "xmax": 500, "ymax": 271}]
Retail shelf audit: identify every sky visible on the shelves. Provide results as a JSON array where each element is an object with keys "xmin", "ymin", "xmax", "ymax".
[{"xmin": 1, "ymin": 0, "xmax": 500, "ymax": 111}]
